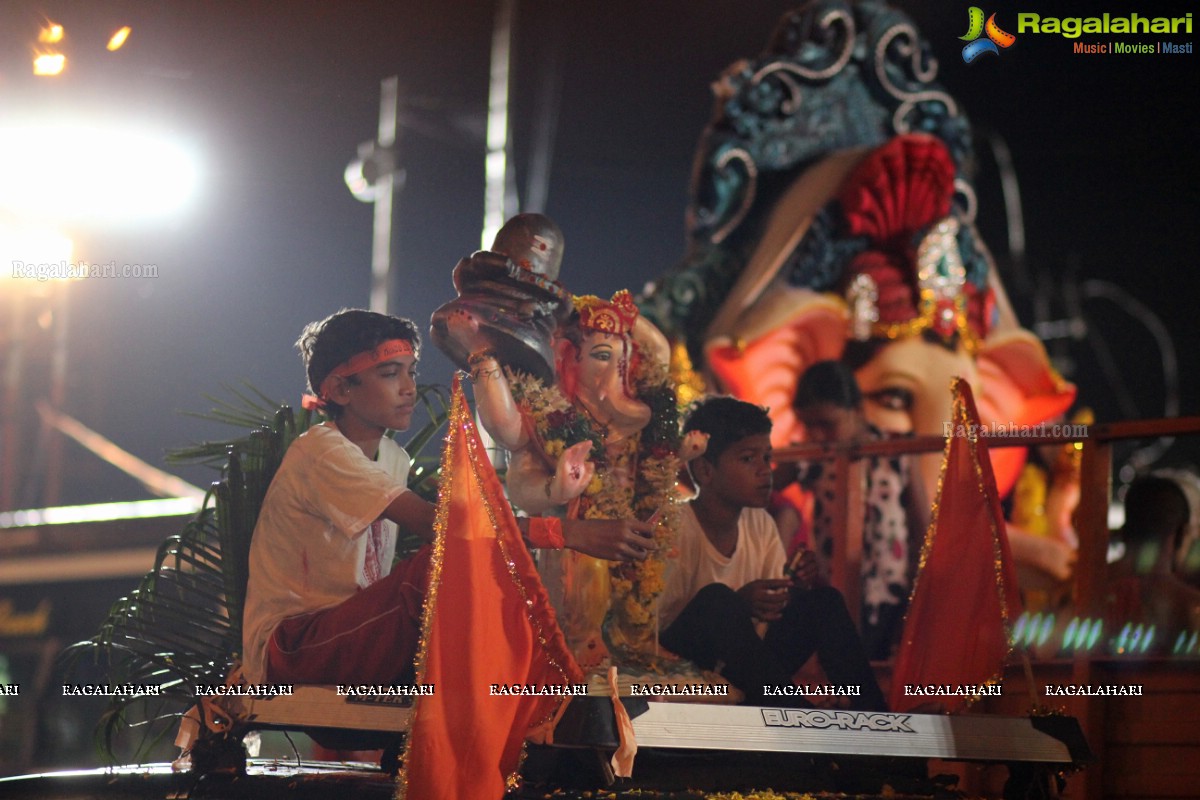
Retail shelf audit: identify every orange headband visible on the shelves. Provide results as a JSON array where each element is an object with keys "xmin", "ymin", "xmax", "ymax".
[
  {"xmin": 327, "ymin": 338, "xmax": 415, "ymax": 380},
  {"xmin": 303, "ymin": 339, "xmax": 416, "ymax": 411}
]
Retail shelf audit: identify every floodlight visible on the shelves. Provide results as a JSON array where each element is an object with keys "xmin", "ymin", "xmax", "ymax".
[
  {"xmin": 33, "ymin": 52, "xmax": 65, "ymax": 76},
  {"xmin": 0, "ymin": 120, "xmax": 199, "ymax": 225},
  {"xmin": 107, "ymin": 26, "xmax": 131, "ymax": 51},
  {"xmin": 38, "ymin": 23, "xmax": 64, "ymax": 44}
]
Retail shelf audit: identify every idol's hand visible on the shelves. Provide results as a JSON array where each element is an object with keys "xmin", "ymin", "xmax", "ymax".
[
  {"xmin": 678, "ymin": 430, "xmax": 709, "ymax": 463},
  {"xmin": 1008, "ymin": 524, "xmax": 1077, "ymax": 582},
  {"xmin": 563, "ymin": 518, "xmax": 656, "ymax": 562},
  {"xmin": 548, "ymin": 440, "xmax": 595, "ymax": 504},
  {"xmin": 444, "ymin": 307, "xmax": 491, "ymax": 355}
]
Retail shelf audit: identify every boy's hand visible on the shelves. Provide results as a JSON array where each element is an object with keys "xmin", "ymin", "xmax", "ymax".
[
  {"xmin": 562, "ymin": 518, "xmax": 656, "ymax": 562},
  {"xmin": 786, "ymin": 548, "xmax": 818, "ymax": 590},
  {"xmin": 738, "ymin": 579, "xmax": 791, "ymax": 622}
]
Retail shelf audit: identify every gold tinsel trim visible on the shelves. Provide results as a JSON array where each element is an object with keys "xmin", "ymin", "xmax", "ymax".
[
  {"xmin": 957, "ymin": 377, "xmax": 1018, "ymax": 705},
  {"xmin": 398, "ymin": 380, "xmax": 579, "ymax": 796},
  {"xmin": 895, "ymin": 377, "xmax": 1016, "ymax": 709},
  {"xmin": 461, "ymin": 389, "xmax": 578, "ymax": 787},
  {"xmin": 395, "ymin": 379, "xmax": 459, "ymax": 799}
]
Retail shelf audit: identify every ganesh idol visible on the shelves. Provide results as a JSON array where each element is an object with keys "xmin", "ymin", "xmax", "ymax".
[
  {"xmin": 639, "ymin": 0, "xmax": 1079, "ymax": 582},
  {"xmin": 432, "ymin": 217, "xmax": 704, "ymax": 671}
]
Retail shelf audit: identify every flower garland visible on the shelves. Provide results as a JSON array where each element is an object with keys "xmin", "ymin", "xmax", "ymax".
[{"xmin": 506, "ymin": 357, "xmax": 682, "ymax": 667}]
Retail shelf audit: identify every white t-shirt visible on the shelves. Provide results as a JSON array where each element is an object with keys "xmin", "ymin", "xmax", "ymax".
[
  {"xmin": 657, "ymin": 504, "xmax": 787, "ymax": 632},
  {"xmin": 242, "ymin": 422, "xmax": 411, "ymax": 682}
]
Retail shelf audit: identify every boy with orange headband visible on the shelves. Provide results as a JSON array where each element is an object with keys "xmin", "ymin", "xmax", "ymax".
[{"xmin": 242, "ymin": 308, "xmax": 654, "ymax": 686}]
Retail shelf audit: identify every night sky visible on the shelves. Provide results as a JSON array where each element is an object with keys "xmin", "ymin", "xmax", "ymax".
[{"xmin": 2, "ymin": 0, "xmax": 1197, "ymax": 505}]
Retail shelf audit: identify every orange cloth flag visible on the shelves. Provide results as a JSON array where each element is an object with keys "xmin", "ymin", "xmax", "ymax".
[
  {"xmin": 889, "ymin": 377, "xmax": 1022, "ymax": 713},
  {"xmin": 399, "ymin": 379, "xmax": 583, "ymax": 799}
]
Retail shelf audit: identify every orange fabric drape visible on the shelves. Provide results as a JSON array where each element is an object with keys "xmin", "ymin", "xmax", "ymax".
[
  {"xmin": 399, "ymin": 379, "xmax": 583, "ymax": 799},
  {"xmin": 889, "ymin": 377, "xmax": 1022, "ymax": 712}
]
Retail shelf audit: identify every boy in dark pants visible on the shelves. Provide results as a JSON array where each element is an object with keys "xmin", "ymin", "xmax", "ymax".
[{"xmin": 657, "ymin": 396, "xmax": 886, "ymax": 710}]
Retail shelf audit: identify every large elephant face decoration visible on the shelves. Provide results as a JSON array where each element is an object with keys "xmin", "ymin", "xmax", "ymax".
[
  {"xmin": 851, "ymin": 332, "xmax": 1072, "ymax": 498},
  {"xmin": 702, "ymin": 135, "xmax": 1074, "ymax": 498},
  {"xmin": 640, "ymin": 1, "xmax": 1076, "ymax": 498}
]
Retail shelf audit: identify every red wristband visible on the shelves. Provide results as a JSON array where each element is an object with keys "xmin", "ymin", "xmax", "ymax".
[{"xmin": 527, "ymin": 517, "xmax": 565, "ymax": 549}]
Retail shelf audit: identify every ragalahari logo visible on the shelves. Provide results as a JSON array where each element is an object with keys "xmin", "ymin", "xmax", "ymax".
[{"xmin": 960, "ymin": 7, "xmax": 1017, "ymax": 62}]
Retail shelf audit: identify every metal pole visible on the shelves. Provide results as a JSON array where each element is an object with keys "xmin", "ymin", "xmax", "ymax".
[
  {"xmin": 42, "ymin": 287, "xmax": 70, "ymax": 507},
  {"xmin": 370, "ymin": 76, "xmax": 400, "ymax": 314},
  {"xmin": 1, "ymin": 293, "xmax": 27, "ymax": 511},
  {"xmin": 482, "ymin": 0, "xmax": 516, "ymax": 249}
]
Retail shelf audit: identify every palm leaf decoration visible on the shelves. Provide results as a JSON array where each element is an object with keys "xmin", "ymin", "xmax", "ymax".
[{"xmin": 63, "ymin": 382, "xmax": 451, "ymax": 760}]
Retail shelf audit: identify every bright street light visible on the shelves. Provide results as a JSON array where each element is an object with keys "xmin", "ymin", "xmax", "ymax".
[
  {"xmin": 107, "ymin": 27, "xmax": 132, "ymax": 52},
  {"xmin": 0, "ymin": 119, "xmax": 199, "ymax": 226},
  {"xmin": 32, "ymin": 53, "xmax": 66, "ymax": 76},
  {"xmin": 0, "ymin": 218, "xmax": 74, "ymax": 284}
]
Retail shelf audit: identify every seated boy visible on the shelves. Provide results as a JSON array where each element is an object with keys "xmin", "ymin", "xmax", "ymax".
[
  {"xmin": 657, "ymin": 396, "xmax": 886, "ymax": 710},
  {"xmin": 242, "ymin": 308, "xmax": 655, "ymax": 686}
]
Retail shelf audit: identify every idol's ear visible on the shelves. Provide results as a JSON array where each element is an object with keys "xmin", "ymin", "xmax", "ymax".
[
  {"xmin": 705, "ymin": 287, "xmax": 848, "ymax": 450},
  {"xmin": 975, "ymin": 328, "xmax": 1078, "ymax": 494},
  {"xmin": 972, "ymin": 253, "xmax": 1077, "ymax": 429},
  {"xmin": 698, "ymin": 149, "xmax": 868, "ymax": 453},
  {"xmin": 703, "ymin": 148, "xmax": 869, "ymax": 345},
  {"xmin": 632, "ymin": 316, "xmax": 670, "ymax": 367},
  {"xmin": 553, "ymin": 336, "xmax": 579, "ymax": 402}
]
